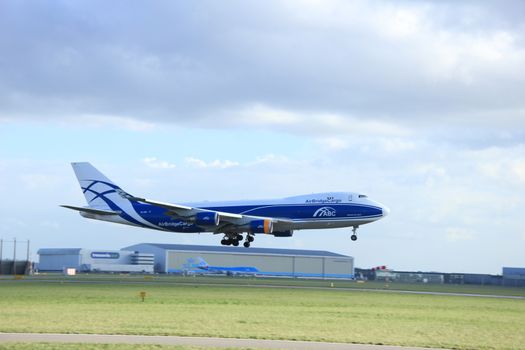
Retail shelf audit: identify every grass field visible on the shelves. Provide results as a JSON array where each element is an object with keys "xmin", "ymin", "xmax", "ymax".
[
  {"xmin": 0, "ymin": 279, "xmax": 524, "ymax": 350},
  {"xmin": 4, "ymin": 274, "xmax": 525, "ymax": 297},
  {"xmin": 0, "ymin": 344, "xmax": 240, "ymax": 350}
]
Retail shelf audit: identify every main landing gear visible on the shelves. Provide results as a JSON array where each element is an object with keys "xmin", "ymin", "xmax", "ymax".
[
  {"xmin": 351, "ymin": 226, "xmax": 359, "ymax": 241},
  {"xmin": 221, "ymin": 233, "xmax": 255, "ymax": 248}
]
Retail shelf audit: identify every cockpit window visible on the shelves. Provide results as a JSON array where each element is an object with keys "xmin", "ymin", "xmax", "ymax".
[{"xmin": 358, "ymin": 194, "xmax": 367, "ymax": 198}]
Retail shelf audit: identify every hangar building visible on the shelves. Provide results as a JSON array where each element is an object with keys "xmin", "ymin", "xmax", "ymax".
[
  {"xmin": 124, "ymin": 243, "xmax": 354, "ymax": 278},
  {"xmin": 37, "ymin": 248, "xmax": 154, "ymax": 273}
]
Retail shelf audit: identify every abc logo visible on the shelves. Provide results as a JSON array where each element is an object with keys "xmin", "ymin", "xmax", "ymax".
[{"xmin": 313, "ymin": 207, "xmax": 336, "ymax": 217}]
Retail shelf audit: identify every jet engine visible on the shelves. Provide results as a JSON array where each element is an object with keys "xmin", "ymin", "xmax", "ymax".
[
  {"xmin": 272, "ymin": 230, "xmax": 293, "ymax": 237},
  {"xmin": 250, "ymin": 219, "xmax": 273, "ymax": 234},
  {"xmin": 194, "ymin": 211, "xmax": 220, "ymax": 226}
]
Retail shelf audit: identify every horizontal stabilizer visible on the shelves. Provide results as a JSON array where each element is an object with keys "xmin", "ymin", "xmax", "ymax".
[{"xmin": 60, "ymin": 205, "xmax": 120, "ymax": 216}]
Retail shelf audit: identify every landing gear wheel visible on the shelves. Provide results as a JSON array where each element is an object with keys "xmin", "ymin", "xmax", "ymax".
[
  {"xmin": 237, "ymin": 234, "xmax": 243, "ymax": 241},
  {"xmin": 221, "ymin": 239, "xmax": 228, "ymax": 245},
  {"xmin": 232, "ymin": 240, "xmax": 239, "ymax": 247},
  {"xmin": 247, "ymin": 235, "xmax": 254, "ymax": 242},
  {"xmin": 351, "ymin": 226, "xmax": 359, "ymax": 241},
  {"xmin": 243, "ymin": 241, "xmax": 250, "ymax": 248}
]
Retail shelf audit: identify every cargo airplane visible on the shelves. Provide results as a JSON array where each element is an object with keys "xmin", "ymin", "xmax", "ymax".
[{"xmin": 62, "ymin": 162, "xmax": 389, "ymax": 247}]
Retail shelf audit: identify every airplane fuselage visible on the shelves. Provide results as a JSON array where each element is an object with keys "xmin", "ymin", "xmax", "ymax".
[{"xmin": 81, "ymin": 192, "xmax": 387, "ymax": 234}]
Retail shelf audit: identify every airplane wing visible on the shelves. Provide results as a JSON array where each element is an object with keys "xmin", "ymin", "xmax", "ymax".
[
  {"xmin": 128, "ymin": 196, "xmax": 294, "ymax": 233},
  {"xmin": 129, "ymin": 196, "xmax": 243, "ymax": 220}
]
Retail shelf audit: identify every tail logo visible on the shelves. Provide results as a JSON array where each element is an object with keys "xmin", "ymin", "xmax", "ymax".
[
  {"xmin": 116, "ymin": 189, "xmax": 133, "ymax": 199},
  {"xmin": 313, "ymin": 207, "xmax": 336, "ymax": 217}
]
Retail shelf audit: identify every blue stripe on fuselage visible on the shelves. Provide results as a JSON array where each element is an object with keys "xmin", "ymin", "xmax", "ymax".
[
  {"xmin": 130, "ymin": 203, "xmax": 382, "ymax": 232},
  {"xmin": 201, "ymin": 203, "xmax": 382, "ymax": 220}
]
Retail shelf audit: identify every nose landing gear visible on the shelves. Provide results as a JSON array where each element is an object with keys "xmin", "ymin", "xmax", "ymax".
[{"xmin": 351, "ymin": 226, "xmax": 359, "ymax": 241}]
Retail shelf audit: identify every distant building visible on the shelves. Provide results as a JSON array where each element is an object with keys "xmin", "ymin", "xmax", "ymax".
[
  {"xmin": 502, "ymin": 267, "xmax": 525, "ymax": 287},
  {"xmin": 503, "ymin": 267, "xmax": 525, "ymax": 279},
  {"xmin": 124, "ymin": 243, "xmax": 354, "ymax": 278},
  {"xmin": 37, "ymin": 248, "xmax": 154, "ymax": 273},
  {"xmin": 370, "ymin": 270, "xmax": 445, "ymax": 284},
  {"xmin": 356, "ymin": 267, "xmax": 525, "ymax": 287}
]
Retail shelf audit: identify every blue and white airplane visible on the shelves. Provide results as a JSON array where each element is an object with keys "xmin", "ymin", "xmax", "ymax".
[
  {"xmin": 184, "ymin": 257, "xmax": 259, "ymax": 275},
  {"xmin": 62, "ymin": 162, "xmax": 389, "ymax": 247}
]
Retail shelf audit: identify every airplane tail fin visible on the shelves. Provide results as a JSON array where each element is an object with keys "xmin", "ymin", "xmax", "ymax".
[
  {"xmin": 195, "ymin": 257, "xmax": 209, "ymax": 268},
  {"xmin": 71, "ymin": 162, "xmax": 133, "ymax": 210},
  {"xmin": 184, "ymin": 257, "xmax": 209, "ymax": 270}
]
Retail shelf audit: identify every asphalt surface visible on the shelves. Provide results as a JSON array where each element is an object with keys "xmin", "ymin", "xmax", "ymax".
[{"xmin": 0, "ymin": 333, "xmax": 448, "ymax": 349}]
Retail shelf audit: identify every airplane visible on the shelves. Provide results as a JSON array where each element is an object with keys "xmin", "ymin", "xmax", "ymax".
[
  {"xmin": 62, "ymin": 162, "xmax": 389, "ymax": 247},
  {"xmin": 184, "ymin": 257, "xmax": 259, "ymax": 275}
]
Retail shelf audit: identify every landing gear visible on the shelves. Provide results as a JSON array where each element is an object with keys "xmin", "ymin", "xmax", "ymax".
[
  {"xmin": 220, "ymin": 233, "xmax": 255, "ymax": 247},
  {"xmin": 243, "ymin": 233, "xmax": 255, "ymax": 247},
  {"xmin": 351, "ymin": 226, "xmax": 358, "ymax": 241},
  {"xmin": 220, "ymin": 233, "xmax": 238, "ymax": 246}
]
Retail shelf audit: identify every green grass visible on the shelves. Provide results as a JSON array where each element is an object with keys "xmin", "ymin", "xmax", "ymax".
[
  {"xmin": 0, "ymin": 344, "xmax": 252, "ymax": 350},
  {"xmin": 3, "ymin": 273, "xmax": 525, "ymax": 297},
  {"xmin": 0, "ymin": 282, "xmax": 524, "ymax": 350}
]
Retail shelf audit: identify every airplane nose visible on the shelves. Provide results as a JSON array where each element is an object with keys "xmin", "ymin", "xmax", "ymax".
[{"xmin": 382, "ymin": 206, "xmax": 390, "ymax": 217}]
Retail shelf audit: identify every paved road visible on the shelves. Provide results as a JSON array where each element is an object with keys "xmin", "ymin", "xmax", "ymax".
[{"xmin": 0, "ymin": 333, "xmax": 448, "ymax": 350}]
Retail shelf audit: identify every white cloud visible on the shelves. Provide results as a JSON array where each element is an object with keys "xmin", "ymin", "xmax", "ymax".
[
  {"xmin": 472, "ymin": 146, "xmax": 525, "ymax": 184},
  {"xmin": 248, "ymin": 154, "xmax": 295, "ymax": 166},
  {"xmin": 316, "ymin": 137, "xmax": 349, "ymax": 151},
  {"xmin": 185, "ymin": 157, "xmax": 240, "ymax": 169},
  {"xmin": 142, "ymin": 157, "xmax": 176, "ymax": 169},
  {"xmin": 182, "ymin": 154, "xmax": 298, "ymax": 170},
  {"xmin": 234, "ymin": 104, "xmax": 301, "ymax": 126},
  {"xmin": 1, "ymin": 114, "xmax": 157, "ymax": 132},
  {"xmin": 232, "ymin": 104, "xmax": 410, "ymax": 138},
  {"xmin": 0, "ymin": 1, "xmax": 523, "ymax": 140},
  {"xmin": 415, "ymin": 163, "xmax": 447, "ymax": 178},
  {"xmin": 423, "ymin": 30, "xmax": 525, "ymax": 84},
  {"xmin": 375, "ymin": 6, "xmax": 427, "ymax": 39},
  {"xmin": 380, "ymin": 138, "xmax": 416, "ymax": 153},
  {"xmin": 61, "ymin": 115, "xmax": 157, "ymax": 132}
]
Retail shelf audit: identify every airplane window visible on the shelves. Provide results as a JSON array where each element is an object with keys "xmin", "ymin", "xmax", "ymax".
[{"xmin": 358, "ymin": 194, "xmax": 367, "ymax": 198}]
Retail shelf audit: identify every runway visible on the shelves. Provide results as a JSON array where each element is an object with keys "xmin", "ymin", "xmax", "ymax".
[{"xmin": 0, "ymin": 333, "xmax": 448, "ymax": 350}]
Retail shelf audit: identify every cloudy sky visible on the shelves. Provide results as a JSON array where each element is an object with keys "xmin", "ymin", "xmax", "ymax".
[{"xmin": 1, "ymin": 0, "xmax": 524, "ymax": 274}]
